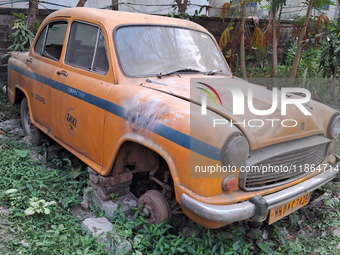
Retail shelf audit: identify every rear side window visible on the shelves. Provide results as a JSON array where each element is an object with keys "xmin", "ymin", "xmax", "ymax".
[
  {"xmin": 34, "ymin": 21, "xmax": 68, "ymax": 61},
  {"xmin": 65, "ymin": 22, "xmax": 109, "ymax": 74}
]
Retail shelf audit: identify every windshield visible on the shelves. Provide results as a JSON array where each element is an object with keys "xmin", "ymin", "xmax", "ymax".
[{"xmin": 115, "ymin": 25, "xmax": 231, "ymax": 77}]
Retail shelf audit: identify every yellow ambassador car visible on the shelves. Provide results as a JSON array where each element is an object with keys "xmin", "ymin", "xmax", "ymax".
[{"xmin": 5, "ymin": 7, "xmax": 340, "ymax": 228}]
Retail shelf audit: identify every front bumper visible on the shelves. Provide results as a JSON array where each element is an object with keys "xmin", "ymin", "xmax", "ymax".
[{"xmin": 180, "ymin": 158, "xmax": 340, "ymax": 223}]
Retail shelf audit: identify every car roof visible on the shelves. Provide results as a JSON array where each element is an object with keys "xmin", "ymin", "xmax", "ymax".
[{"xmin": 46, "ymin": 7, "xmax": 206, "ymax": 32}]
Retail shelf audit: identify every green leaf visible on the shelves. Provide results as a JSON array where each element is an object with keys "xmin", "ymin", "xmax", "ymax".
[
  {"xmin": 13, "ymin": 30, "xmax": 20, "ymax": 37},
  {"xmin": 334, "ymin": 46, "xmax": 340, "ymax": 54},
  {"xmin": 13, "ymin": 12, "xmax": 22, "ymax": 18},
  {"xmin": 27, "ymin": 30, "xmax": 34, "ymax": 37},
  {"xmin": 70, "ymin": 167, "xmax": 81, "ymax": 179},
  {"xmin": 24, "ymin": 207, "xmax": 35, "ymax": 216},
  {"xmin": 5, "ymin": 188, "xmax": 18, "ymax": 195},
  {"xmin": 14, "ymin": 149, "xmax": 29, "ymax": 158}
]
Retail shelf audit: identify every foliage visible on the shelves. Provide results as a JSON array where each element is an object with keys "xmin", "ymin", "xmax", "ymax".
[
  {"xmin": 9, "ymin": 13, "xmax": 34, "ymax": 51},
  {"xmin": 219, "ymin": 27, "xmax": 231, "ymax": 50},
  {"xmin": 252, "ymin": 27, "xmax": 264, "ymax": 50},
  {"xmin": 107, "ymin": 195, "xmax": 340, "ymax": 255},
  {"xmin": 314, "ymin": 0, "xmax": 336, "ymax": 12},
  {"xmin": 24, "ymin": 197, "xmax": 56, "ymax": 216},
  {"xmin": 110, "ymin": 209, "xmax": 255, "ymax": 255},
  {"xmin": 0, "ymin": 137, "xmax": 107, "ymax": 253},
  {"xmin": 168, "ymin": 0, "xmax": 209, "ymax": 18},
  {"xmin": 319, "ymin": 21, "xmax": 340, "ymax": 78},
  {"xmin": 221, "ymin": 3, "xmax": 231, "ymax": 21},
  {"xmin": 269, "ymin": 0, "xmax": 287, "ymax": 15},
  {"xmin": 1, "ymin": 13, "xmax": 39, "ymax": 59}
]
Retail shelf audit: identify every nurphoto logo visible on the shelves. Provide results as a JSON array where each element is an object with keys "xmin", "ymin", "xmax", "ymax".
[{"xmin": 197, "ymin": 82, "xmax": 311, "ymax": 116}]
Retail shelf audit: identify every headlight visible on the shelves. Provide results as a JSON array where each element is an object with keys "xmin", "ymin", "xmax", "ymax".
[
  {"xmin": 221, "ymin": 133, "xmax": 249, "ymax": 168},
  {"xmin": 328, "ymin": 114, "xmax": 340, "ymax": 139}
]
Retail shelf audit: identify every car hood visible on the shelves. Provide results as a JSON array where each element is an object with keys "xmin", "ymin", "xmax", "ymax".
[{"xmin": 140, "ymin": 75, "xmax": 334, "ymax": 150}]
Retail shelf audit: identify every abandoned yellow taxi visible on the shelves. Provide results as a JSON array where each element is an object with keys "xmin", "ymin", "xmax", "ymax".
[{"xmin": 6, "ymin": 7, "xmax": 340, "ymax": 228}]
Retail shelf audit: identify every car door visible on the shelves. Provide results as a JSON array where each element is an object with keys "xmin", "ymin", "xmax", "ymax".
[
  {"xmin": 28, "ymin": 20, "xmax": 68, "ymax": 131},
  {"xmin": 52, "ymin": 21, "xmax": 111, "ymax": 167}
]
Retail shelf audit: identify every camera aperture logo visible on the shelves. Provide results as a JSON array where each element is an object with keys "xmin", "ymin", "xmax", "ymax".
[
  {"xmin": 196, "ymin": 81, "xmax": 312, "ymax": 129},
  {"xmin": 196, "ymin": 82, "xmax": 223, "ymax": 115}
]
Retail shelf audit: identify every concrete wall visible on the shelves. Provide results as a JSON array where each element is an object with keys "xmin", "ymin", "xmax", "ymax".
[
  {"xmin": 118, "ymin": 0, "xmax": 209, "ymax": 15},
  {"xmin": 0, "ymin": 0, "xmax": 111, "ymax": 9},
  {"xmin": 0, "ymin": 0, "xmax": 209, "ymax": 15},
  {"xmin": 209, "ymin": 0, "xmax": 339, "ymax": 21}
]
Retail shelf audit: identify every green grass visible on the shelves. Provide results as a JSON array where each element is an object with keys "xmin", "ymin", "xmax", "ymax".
[
  {"xmin": 334, "ymin": 137, "xmax": 340, "ymax": 156},
  {"xmin": 0, "ymin": 140, "xmax": 110, "ymax": 254}
]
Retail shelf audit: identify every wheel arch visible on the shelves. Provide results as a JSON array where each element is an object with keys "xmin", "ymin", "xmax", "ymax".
[
  {"xmin": 14, "ymin": 87, "xmax": 27, "ymax": 105},
  {"xmin": 103, "ymin": 134, "xmax": 179, "ymax": 185}
]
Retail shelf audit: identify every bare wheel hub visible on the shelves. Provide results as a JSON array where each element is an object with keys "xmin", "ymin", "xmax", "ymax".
[{"xmin": 138, "ymin": 190, "xmax": 171, "ymax": 224}]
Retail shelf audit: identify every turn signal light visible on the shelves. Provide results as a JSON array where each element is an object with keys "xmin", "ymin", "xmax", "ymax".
[{"xmin": 222, "ymin": 175, "xmax": 238, "ymax": 191}]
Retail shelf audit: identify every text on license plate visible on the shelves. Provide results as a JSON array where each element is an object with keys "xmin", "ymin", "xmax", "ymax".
[{"xmin": 269, "ymin": 192, "xmax": 311, "ymax": 224}]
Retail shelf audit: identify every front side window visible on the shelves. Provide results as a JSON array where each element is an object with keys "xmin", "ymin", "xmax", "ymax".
[
  {"xmin": 34, "ymin": 21, "xmax": 68, "ymax": 61},
  {"xmin": 65, "ymin": 22, "xmax": 109, "ymax": 74},
  {"xmin": 115, "ymin": 26, "xmax": 230, "ymax": 77}
]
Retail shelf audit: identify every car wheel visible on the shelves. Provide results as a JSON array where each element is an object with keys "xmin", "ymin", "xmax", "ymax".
[
  {"xmin": 138, "ymin": 190, "xmax": 171, "ymax": 224},
  {"xmin": 20, "ymin": 97, "xmax": 45, "ymax": 145}
]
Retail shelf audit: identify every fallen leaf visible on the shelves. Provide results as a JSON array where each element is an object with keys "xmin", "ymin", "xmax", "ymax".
[
  {"xmin": 21, "ymin": 239, "xmax": 29, "ymax": 247},
  {"xmin": 285, "ymin": 235, "xmax": 296, "ymax": 240}
]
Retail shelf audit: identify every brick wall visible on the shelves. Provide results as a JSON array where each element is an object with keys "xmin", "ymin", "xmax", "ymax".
[
  {"xmin": 0, "ymin": 8, "xmax": 50, "ymax": 83},
  {"xmin": 0, "ymin": 64, "xmax": 7, "ymax": 84},
  {"xmin": 0, "ymin": 9, "xmax": 16, "ymax": 64}
]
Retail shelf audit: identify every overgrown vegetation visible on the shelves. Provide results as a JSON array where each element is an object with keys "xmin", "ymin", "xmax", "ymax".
[
  {"xmin": 1, "ymin": 13, "xmax": 39, "ymax": 60},
  {"xmin": 0, "ymin": 91, "xmax": 339, "ymax": 254},
  {"xmin": 215, "ymin": 1, "xmax": 340, "ymax": 105}
]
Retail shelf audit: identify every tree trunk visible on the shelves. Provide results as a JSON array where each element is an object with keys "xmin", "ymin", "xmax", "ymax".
[
  {"xmin": 289, "ymin": 0, "xmax": 314, "ymax": 79},
  {"xmin": 27, "ymin": 0, "xmax": 39, "ymax": 32},
  {"xmin": 76, "ymin": 0, "xmax": 87, "ymax": 7},
  {"xmin": 272, "ymin": 11, "xmax": 278, "ymax": 83},
  {"xmin": 240, "ymin": 3, "xmax": 247, "ymax": 80},
  {"xmin": 112, "ymin": 0, "xmax": 118, "ymax": 10},
  {"xmin": 332, "ymin": 66, "xmax": 338, "ymax": 101},
  {"xmin": 175, "ymin": 0, "xmax": 188, "ymax": 17}
]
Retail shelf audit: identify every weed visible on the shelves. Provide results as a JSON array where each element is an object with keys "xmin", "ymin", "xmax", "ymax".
[{"xmin": 0, "ymin": 138, "xmax": 109, "ymax": 254}]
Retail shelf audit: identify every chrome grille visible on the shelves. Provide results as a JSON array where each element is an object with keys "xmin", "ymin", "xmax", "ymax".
[{"xmin": 239, "ymin": 136, "xmax": 330, "ymax": 191}]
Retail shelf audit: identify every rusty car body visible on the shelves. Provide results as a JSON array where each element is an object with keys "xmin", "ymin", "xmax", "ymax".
[{"xmin": 6, "ymin": 8, "xmax": 340, "ymax": 228}]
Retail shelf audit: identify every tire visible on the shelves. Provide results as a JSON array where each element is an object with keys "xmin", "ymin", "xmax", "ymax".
[{"xmin": 20, "ymin": 97, "xmax": 45, "ymax": 145}]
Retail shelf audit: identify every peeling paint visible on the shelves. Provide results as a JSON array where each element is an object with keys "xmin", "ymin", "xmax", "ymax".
[{"xmin": 125, "ymin": 97, "xmax": 170, "ymax": 133}]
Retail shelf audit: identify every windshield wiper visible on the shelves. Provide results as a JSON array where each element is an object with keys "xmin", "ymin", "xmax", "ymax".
[
  {"xmin": 157, "ymin": 68, "xmax": 202, "ymax": 78},
  {"xmin": 205, "ymin": 69, "xmax": 222, "ymax": 75},
  {"xmin": 157, "ymin": 68, "xmax": 223, "ymax": 78}
]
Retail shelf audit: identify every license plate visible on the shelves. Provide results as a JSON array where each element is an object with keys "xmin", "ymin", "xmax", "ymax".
[{"xmin": 269, "ymin": 192, "xmax": 311, "ymax": 224}]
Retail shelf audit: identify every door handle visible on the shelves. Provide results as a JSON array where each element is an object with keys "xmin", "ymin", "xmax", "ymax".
[
  {"xmin": 57, "ymin": 70, "xmax": 68, "ymax": 77},
  {"xmin": 26, "ymin": 58, "xmax": 32, "ymax": 63}
]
